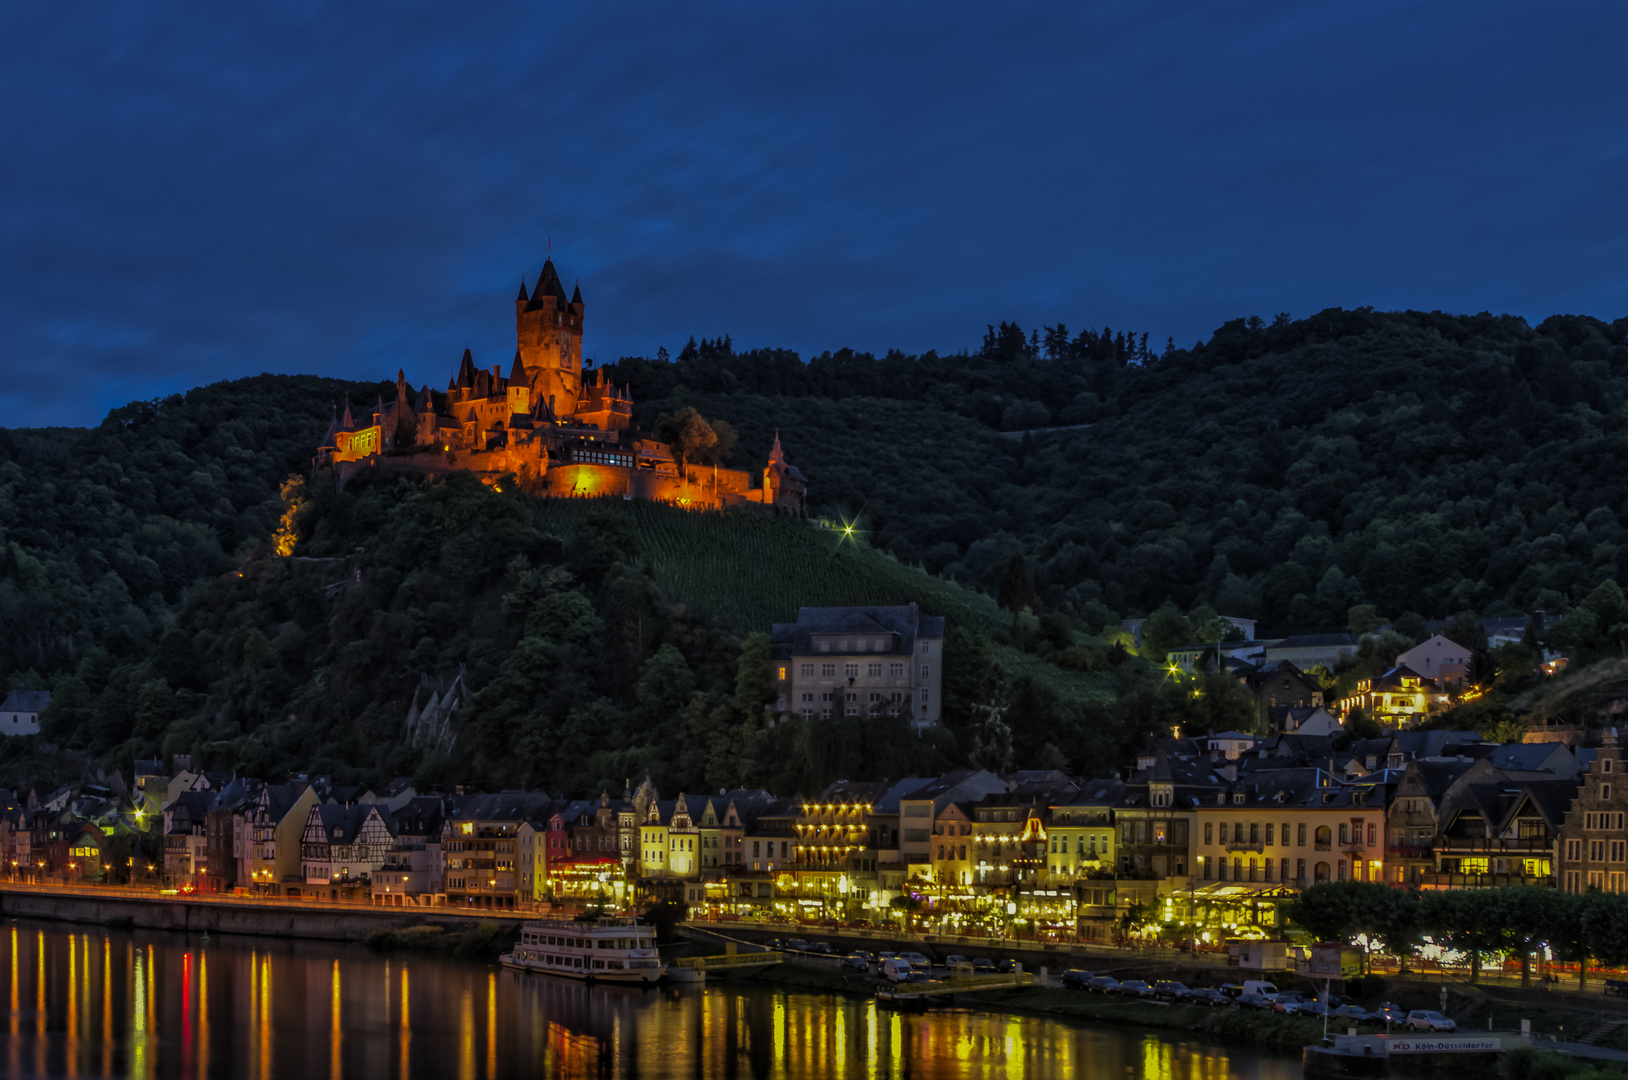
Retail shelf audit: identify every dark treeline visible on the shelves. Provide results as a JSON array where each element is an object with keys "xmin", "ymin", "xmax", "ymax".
[
  {"xmin": 605, "ymin": 309, "xmax": 1628, "ymax": 636},
  {"xmin": 1291, "ymin": 880, "xmax": 1628, "ymax": 990}
]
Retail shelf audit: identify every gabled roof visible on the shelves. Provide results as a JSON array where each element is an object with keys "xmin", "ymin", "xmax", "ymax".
[{"xmin": 0, "ymin": 690, "xmax": 50, "ymax": 713}]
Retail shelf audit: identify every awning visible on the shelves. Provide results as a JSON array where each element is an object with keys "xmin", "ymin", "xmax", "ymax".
[{"xmin": 1186, "ymin": 883, "xmax": 1298, "ymax": 899}]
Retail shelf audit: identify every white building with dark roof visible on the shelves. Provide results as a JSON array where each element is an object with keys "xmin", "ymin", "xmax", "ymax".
[
  {"xmin": 769, "ymin": 603, "xmax": 945, "ymax": 729},
  {"xmin": 0, "ymin": 690, "xmax": 49, "ymax": 736}
]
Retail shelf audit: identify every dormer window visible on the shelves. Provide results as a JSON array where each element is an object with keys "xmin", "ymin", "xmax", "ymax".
[{"xmin": 1233, "ymin": 793, "xmax": 1245, "ymax": 805}]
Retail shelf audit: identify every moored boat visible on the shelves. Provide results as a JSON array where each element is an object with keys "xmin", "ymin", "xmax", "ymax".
[{"xmin": 500, "ymin": 916, "xmax": 666, "ymax": 985}]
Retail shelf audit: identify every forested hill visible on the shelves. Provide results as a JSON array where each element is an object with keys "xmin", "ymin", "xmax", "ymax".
[
  {"xmin": 607, "ymin": 308, "xmax": 1628, "ymax": 633},
  {"xmin": 1, "ymin": 306, "xmax": 1626, "ymax": 791}
]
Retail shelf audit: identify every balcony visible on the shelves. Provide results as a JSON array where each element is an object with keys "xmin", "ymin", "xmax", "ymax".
[
  {"xmin": 1386, "ymin": 843, "xmax": 1433, "ymax": 858},
  {"xmin": 1418, "ymin": 872, "xmax": 1553, "ymax": 889},
  {"xmin": 1435, "ymin": 836, "xmax": 1551, "ymax": 853}
]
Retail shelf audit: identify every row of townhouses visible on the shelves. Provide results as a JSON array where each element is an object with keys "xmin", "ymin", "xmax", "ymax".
[{"xmin": 6, "ymin": 725, "xmax": 1625, "ymax": 941}]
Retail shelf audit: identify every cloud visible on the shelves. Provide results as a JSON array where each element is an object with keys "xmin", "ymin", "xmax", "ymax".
[{"xmin": 1, "ymin": 0, "xmax": 1623, "ymax": 425}]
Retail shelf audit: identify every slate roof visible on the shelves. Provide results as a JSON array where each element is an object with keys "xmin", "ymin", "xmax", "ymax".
[
  {"xmin": 456, "ymin": 791, "xmax": 556, "ymax": 822},
  {"xmin": 769, "ymin": 604, "xmax": 944, "ymax": 657},
  {"xmin": 1271, "ymin": 633, "xmax": 1357, "ymax": 649},
  {"xmin": 0, "ymin": 690, "xmax": 51, "ymax": 713}
]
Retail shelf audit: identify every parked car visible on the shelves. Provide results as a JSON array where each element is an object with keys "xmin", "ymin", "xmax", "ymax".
[
  {"xmin": 842, "ymin": 951, "xmax": 871, "ymax": 971},
  {"xmin": 943, "ymin": 954, "xmax": 972, "ymax": 972},
  {"xmin": 1152, "ymin": 981, "xmax": 1193, "ymax": 1003},
  {"xmin": 1407, "ymin": 1010, "xmax": 1456, "ymax": 1033},
  {"xmin": 1187, "ymin": 988, "xmax": 1229, "ymax": 1007},
  {"xmin": 1272, "ymin": 992, "xmax": 1314, "ymax": 1015},
  {"xmin": 1117, "ymin": 979, "xmax": 1156, "ymax": 999},
  {"xmin": 1330, "ymin": 1004, "xmax": 1373, "ymax": 1023},
  {"xmin": 1298, "ymin": 1000, "xmax": 1334, "ymax": 1020},
  {"xmin": 1217, "ymin": 983, "xmax": 1245, "ymax": 999},
  {"xmin": 996, "ymin": 959, "xmax": 1019, "ymax": 974},
  {"xmin": 1234, "ymin": 992, "xmax": 1274, "ymax": 1011},
  {"xmin": 787, "ymin": 939, "xmax": 810, "ymax": 953},
  {"xmin": 1086, "ymin": 976, "xmax": 1121, "ymax": 994},
  {"xmin": 1240, "ymin": 980, "xmax": 1280, "ymax": 1001},
  {"xmin": 900, "ymin": 952, "xmax": 931, "ymax": 970},
  {"xmin": 881, "ymin": 958, "xmax": 915, "ymax": 983},
  {"xmin": 971, "ymin": 958, "xmax": 997, "ymax": 974},
  {"xmin": 1060, "ymin": 969, "xmax": 1093, "ymax": 991},
  {"xmin": 905, "ymin": 971, "xmax": 936, "ymax": 985},
  {"xmin": 1374, "ymin": 1003, "xmax": 1407, "ymax": 1026}
]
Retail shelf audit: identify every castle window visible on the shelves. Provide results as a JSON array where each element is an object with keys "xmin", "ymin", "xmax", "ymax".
[
  {"xmin": 867, "ymin": 664, "xmax": 881, "ymax": 678},
  {"xmin": 819, "ymin": 642, "xmax": 830, "ymax": 654},
  {"xmin": 920, "ymin": 665, "xmax": 930, "ymax": 679},
  {"xmin": 821, "ymin": 664, "xmax": 835, "ymax": 678},
  {"xmin": 920, "ymin": 643, "xmax": 930, "ymax": 655},
  {"xmin": 889, "ymin": 663, "xmax": 904, "ymax": 678},
  {"xmin": 800, "ymin": 664, "xmax": 814, "ymax": 677},
  {"xmin": 844, "ymin": 664, "xmax": 859, "ymax": 678}
]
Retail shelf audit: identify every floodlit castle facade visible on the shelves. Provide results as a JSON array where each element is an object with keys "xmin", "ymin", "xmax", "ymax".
[{"xmin": 315, "ymin": 258, "xmax": 806, "ymax": 515}]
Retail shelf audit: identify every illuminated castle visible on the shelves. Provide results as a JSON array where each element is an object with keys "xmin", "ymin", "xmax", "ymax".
[{"xmin": 315, "ymin": 259, "xmax": 806, "ymax": 515}]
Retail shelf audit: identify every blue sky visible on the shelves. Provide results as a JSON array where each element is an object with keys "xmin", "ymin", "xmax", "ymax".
[{"xmin": 3, "ymin": 1, "xmax": 1624, "ymax": 426}]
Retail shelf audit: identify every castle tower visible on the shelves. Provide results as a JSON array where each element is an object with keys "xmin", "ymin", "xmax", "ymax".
[{"xmin": 515, "ymin": 258, "xmax": 585, "ymax": 420}]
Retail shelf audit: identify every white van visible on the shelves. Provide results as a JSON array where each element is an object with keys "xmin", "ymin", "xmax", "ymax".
[
  {"xmin": 882, "ymin": 958, "xmax": 914, "ymax": 982},
  {"xmin": 1240, "ymin": 980, "xmax": 1280, "ymax": 1000}
]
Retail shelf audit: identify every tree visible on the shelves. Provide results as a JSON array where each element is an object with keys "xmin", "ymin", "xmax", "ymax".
[
  {"xmin": 1348, "ymin": 604, "xmax": 1382, "ymax": 637},
  {"xmin": 654, "ymin": 406, "xmax": 733, "ymax": 471},
  {"xmin": 1138, "ymin": 603, "xmax": 1194, "ymax": 665},
  {"xmin": 1444, "ymin": 611, "xmax": 1488, "ymax": 653},
  {"xmin": 996, "ymin": 554, "xmax": 1036, "ymax": 613}
]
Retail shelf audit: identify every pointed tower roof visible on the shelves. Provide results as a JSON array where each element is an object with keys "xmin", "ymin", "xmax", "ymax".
[
  {"xmin": 571, "ymin": 281, "xmax": 583, "ymax": 305},
  {"xmin": 414, "ymin": 384, "xmax": 433, "ymax": 413},
  {"xmin": 508, "ymin": 351, "xmax": 526, "ymax": 382},
  {"xmin": 768, "ymin": 429, "xmax": 785, "ymax": 464},
  {"xmin": 516, "ymin": 277, "xmax": 529, "ymax": 303},
  {"xmin": 528, "ymin": 259, "xmax": 568, "ymax": 308},
  {"xmin": 340, "ymin": 400, "xmax": 356, "ymax": 432},
  {"xmin": 456, "ymin": 348, "xmax": 477, "ymax": 389}
]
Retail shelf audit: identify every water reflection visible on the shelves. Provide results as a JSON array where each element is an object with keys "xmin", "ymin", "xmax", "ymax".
[{"xmin": 0, "ymin": 919, "xmax": 1298, "ymax": 1078}]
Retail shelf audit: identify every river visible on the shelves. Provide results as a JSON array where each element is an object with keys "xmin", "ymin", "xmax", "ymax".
[{"xmin": 0, "ymin": 919, "xmax": 1301, "ymax": 1078}]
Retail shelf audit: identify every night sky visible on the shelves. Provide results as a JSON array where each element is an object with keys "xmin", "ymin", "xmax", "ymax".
[{"xmin": 4, "ymin": 2, "xmax": 1624, "ymax": 427}]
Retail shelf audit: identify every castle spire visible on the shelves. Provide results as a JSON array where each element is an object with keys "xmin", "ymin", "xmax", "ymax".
[
  {"xmin": 769, "ymin": 428, "xmax": 785, "ymax": 464},
  {"xmin": 456, "ymin": 348, "xmax": 476, "ymax": 389},
  {"xmin": 340, "ymin": 400, "xmax": 355, "ymax": 432},
  {"xmin": 516, "ymin": 277, "xmax": 529, "ymax": 303},
  {"xmin": 529, "ymin": 259, "xmax": 568, "ymax": 307},
  {"xmin": 571, "ymin": 281, "xmax": 583, "ymax": 305},
  {"xmin": 508, "ymin": 350, "xmax": 526, "ymax": 383}
]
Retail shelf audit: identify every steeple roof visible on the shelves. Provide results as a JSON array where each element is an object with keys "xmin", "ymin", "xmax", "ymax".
[
  {"xmin": 340, "ymin": 400, "xmax": 355, "ymax": 432},
  {"xmin": 528, "ymin": 259, "xmax": 569, "ymax": 308},
  {"xmin": 508, "ymin": 351, "xmax": 526, "ymax": 382},
  {"xmin": 516, "ymin": 277, "xmax": 529, "ymax": 303},
  {"xmin": 571, "ymin": 281, "xmax": 583, "ymax": 305},
  {"xmin": 456, "ymin": 348, "xmax": 477, "ymax": 389},
  {"xmin": 769, "ymin": 429, "xmax": 785, "ymax": 464}
]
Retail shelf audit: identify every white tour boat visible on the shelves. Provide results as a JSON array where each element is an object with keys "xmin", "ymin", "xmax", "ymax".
[{"xmin": 500, "ymin": 916, "xmax": 666, "ymax": 984}]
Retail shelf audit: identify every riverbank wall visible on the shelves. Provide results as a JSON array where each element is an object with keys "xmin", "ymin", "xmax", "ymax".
[{"xmin": 0, "ymin": 886, "xmax": 499, "ymax": 943}]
